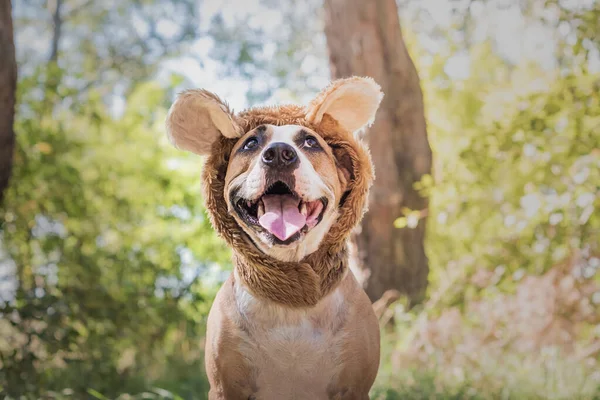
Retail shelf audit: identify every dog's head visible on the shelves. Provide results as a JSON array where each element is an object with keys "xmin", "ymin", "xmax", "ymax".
[{"xmin": 166, "ymin": 77, "xmax": 382, "ymax": 262}]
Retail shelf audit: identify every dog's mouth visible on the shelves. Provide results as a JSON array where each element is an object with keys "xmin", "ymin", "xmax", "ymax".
[{"xmin": 233, "ymin": 181, "xmax": 328, "ymax": 245}]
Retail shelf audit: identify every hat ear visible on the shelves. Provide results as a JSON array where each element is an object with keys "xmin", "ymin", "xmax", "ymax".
[
  {"xmin": 166, "ymin": 89, "xmax": 243, "ymax": 155},
  {"xmin": 305, "ymin": 76, "xmax": 383, "ymax": 134}
]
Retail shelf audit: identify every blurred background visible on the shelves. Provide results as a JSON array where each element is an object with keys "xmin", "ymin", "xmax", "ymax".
[{"xmin": 1, "ymin": 0, "xmax": 599, "ymax": 398}]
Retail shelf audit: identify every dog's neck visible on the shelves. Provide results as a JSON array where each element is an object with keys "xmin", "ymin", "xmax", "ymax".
[
  {"xmin": 232, "ymin": 239, "xmax": 349, "ymax": 307},
  {"xmin": 202, "ymin": 115, "xmax": 373, "ymax": 308}
]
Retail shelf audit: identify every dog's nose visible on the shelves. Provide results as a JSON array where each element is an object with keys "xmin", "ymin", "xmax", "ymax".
[{"xmin": 262, "ymin": 142, "xmax": 298, "ymax": 168}]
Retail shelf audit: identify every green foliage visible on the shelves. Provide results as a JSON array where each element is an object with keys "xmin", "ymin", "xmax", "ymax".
[
  {"xmin": 416, "ymin": 42, "xmax": 600, "ymax": 306},
  {"xmin": 0, "ymin": 70, "xmax": 226, "ymax": 397},
  {"xmin": 15, "ymin": 0, "xmax": 201, "ymax": 95},
  {"xmin": 374, "ymin": 328, "xmax": 600, "ymax": 399},
  {"xmin": 379, "ymin": 19, "xmax": 600, "ymax": 400},
  {"xmin": 3, "ymin": 2, "xmax": 232, "ymax": 396}
]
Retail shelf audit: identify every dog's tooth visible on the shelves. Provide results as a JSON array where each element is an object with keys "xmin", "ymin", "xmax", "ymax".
[
  {"xmin": 258, "ymin": 200, "xmax": 265, "ymax": 218},
  {"xmin": 300, "ymin": 202, "xmax": 307, "ymax": 216}
]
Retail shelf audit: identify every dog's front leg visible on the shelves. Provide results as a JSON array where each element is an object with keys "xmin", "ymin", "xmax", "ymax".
[
  {"xmin": 206, "ymin": 365, "xmax": 256, "ymax": 400},
  {"xmin": 206, "ymin": 333, "xmax": 257, "ymax": 400},
  {"xmin": 206, "ymin": 279, "xmax": 257, "ymax": 400},
  {"xmin": 208, "ymin": 385, "xmax": 255, "ymax": 400},
  {"xmin": 329, "ymin": 388, "xmax": 370, "ymax": 400}
]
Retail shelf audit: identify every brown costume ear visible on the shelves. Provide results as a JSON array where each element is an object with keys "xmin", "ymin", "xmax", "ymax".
[
  {"xmin": 166, "ymin": 89, "xmax": 242, "ymax": 155},
  {"xmin": 305, "ymin": 76, "xmax": 383, "ymax": 134}
]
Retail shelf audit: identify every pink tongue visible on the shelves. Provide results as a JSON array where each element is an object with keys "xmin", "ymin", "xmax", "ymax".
[{"xmin": 259, "ymin": 195, "xmax": 307, "ymax": 241}]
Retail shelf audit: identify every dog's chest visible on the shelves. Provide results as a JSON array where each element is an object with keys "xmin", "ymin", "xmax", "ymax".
[{"xmin": 235, "ymin": 285, "xmax": 346, "ymax": 397}]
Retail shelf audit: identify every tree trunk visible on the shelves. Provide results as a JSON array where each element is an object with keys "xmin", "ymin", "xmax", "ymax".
[
  {"xmin": 323, "ymin": 0, "xmax": 432, "ymax": 304},
  {"xmin": 0, "ymin": 0, "xmax": 17, "ymax": 204}
]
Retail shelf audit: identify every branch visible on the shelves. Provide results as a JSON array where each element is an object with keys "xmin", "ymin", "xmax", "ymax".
[
  {"xmin": 47, "ymin": 0, "xmax": 64, "ymax": 63},
  {"xmin": 65, "ymin": 0, "xmax": 94, "ymax": 18}
]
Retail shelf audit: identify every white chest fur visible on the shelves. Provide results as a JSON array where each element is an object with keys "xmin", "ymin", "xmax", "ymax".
[{"xmin": 232, "ymin": 278, "xmax": 347, "ymax": 398}]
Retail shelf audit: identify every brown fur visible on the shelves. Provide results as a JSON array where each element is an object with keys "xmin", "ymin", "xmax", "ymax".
[
  {"xmin": 202, "ymin": 107, "xmax": 373, "ymax": 307},
  {"xmin": 166, "ymin": 77, "xmax": 383, "ymax": 397}
]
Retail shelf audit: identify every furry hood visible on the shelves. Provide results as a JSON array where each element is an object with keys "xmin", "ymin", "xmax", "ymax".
[{"xmin": 168, "ymin": 77, "xmax": 382, "ymax": 307}]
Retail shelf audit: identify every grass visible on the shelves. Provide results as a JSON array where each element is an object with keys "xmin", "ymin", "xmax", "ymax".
[{"xmin": 370, "ymin": 333, "xmax": 600, "ymax": 400}]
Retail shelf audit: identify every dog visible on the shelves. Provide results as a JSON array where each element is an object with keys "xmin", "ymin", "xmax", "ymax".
[{"xmin": 166, "ymin": 77, "xmax": 383, "ymax": 399}]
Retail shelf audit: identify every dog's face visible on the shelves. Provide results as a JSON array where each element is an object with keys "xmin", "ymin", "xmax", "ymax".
[
  {"xmin": 166, "ymin": 77, "xmax": 382, "ymax": 262},
  {"xmin": 225, "ymin": 124, "xmax": 348, "ymax": 261}
]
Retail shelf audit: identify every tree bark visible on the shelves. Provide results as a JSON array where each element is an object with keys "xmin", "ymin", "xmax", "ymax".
[
  {"xmin": 0, "ymin": 0, "xmax": 17, "ymax": 204},
  {"xmin": 323, "ymin": 0, "xmax": 432, "ymax": 304}
]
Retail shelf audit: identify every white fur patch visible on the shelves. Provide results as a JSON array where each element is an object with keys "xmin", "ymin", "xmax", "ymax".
[
  {"xmin": 231, "ymin": 124, "xmax": 338, "ymax": 262},
  {"xmin": 232, "ymin": 277, "xmax": 346, "ymax": 396},
  {"xmin": 269, "ymin": 125, "xmax": 334, "ymax": 201}
]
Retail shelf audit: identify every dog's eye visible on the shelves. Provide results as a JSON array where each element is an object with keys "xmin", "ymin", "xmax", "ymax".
[
  {"xmin": 304, "ymin": 136, "xmax": 320, "ymax": 148},
  {"xmin": 243, "ymin": 137, "xmax": 259, "ymax": 150}
]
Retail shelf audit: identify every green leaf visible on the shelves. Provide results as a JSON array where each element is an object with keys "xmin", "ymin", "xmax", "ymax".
[
  {"xmin": 87, "ymin": 389, "xmax": 109, "ymax": 400},
  {"xmin": 394, "ymin": 217, "xmax": 408, "ymax": 228}
]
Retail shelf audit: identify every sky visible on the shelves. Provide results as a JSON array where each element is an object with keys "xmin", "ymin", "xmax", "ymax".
[{"xmin": 156, "ymin": 0, "xmax": 562, "ymax": 112}]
